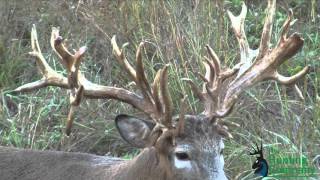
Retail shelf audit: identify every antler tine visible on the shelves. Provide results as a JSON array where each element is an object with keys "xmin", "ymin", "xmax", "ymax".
[
  {"xmin": 184, "ymin": 43, "xmax": 240, "ymax": 117},
  {"xmin": 204, "ymin": 45, "xmax": 239, "ymax": 90},
  {"xmin": 51, "ymin": 27, "xmax": 75, "ymax": 71},
  {"xmin": 227, "ymin": 2, "xmax": 259, "ymax": 79},
  {"xmin": 66, "ymin": 85, "xmax": 84, "ymax": 135},
  {"xmin": 176, "ymin": 96, "xmax": 187, "ymax": 136},
  {"xmin": 112, "ymin": 37, "xmax": 156, "ymax": 107},
  {"xmin": 159, "ymin": 65, "xmax": 173, "ymax": 128},
  {"xmin": 136, "ymin": 42, "xmax": 154, "ymax": 104},
  {"xmin": 203, "ymin": 58, "xmax": 214, "ymax": 85},
  {"xmin": 273, "ymin": 66, "xmax": 310, "ymax": 85},
  {"xmin": 277, "ymin": 9, "xmax": 293, "ymax": 46},
  {"xmin": 257, "ymin": 0, "xmax": 276, "ymax": 60},
  {"xmin": 111, "ymin": 36, "xmax": 136, "ymax": 81},
  {"xmin": 226, "ymin": 2, "xmax": 247, "ymax": 47},
  {"xmin": 152, "ymin": 70, "xmax": 163, "ymax": 114},
  {"xmin": 49, "ymin": 27, "xmax": 88, "ymax": 91},
  {"xmin": 50, "ymin": 27, "xmax": 90, "ymax": 135},
  {"xmin": 15, "ymin": 25, "xmax": 178, "ymax": 134},
  {"xmin": 66, "ymin": 105, "xmax": 75, "ymax": 136},
  {"xmin": 14, "ymin": 25, "xmax": 69, "ymax": 92},
  {"xmin": 205, "ymin": 45, "xmax": 221, "ymax": 78}
]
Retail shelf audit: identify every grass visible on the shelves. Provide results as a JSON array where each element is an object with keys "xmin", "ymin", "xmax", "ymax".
[{"xmin": 0, "ymin": 0, "xmax": 319, "ymax": 179}]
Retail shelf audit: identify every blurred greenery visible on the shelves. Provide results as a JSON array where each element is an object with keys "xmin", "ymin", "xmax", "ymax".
[{"xmin": 0, "ymin": 0, "xmax": 319, "ymax": 179}]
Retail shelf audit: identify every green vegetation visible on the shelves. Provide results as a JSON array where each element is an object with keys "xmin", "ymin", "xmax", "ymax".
[{"xmin": 0, "ymin": 0, "xmax": 319, "ymax": 179}]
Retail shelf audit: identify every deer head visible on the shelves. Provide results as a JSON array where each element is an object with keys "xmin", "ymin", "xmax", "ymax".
[{"xmin": 13, "ymin": 0, "xmax": 309, "ymax": 179}]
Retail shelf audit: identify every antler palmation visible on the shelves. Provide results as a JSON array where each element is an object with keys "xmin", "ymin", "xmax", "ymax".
[{"xmin": 186, "ymin": 0, "xmax": 309, "ymax": 119}]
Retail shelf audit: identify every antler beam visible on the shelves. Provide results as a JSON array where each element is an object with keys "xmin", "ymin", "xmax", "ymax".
[{"xmin": 14, "ymin": 25, "xmax": 174, "ymax": 135}]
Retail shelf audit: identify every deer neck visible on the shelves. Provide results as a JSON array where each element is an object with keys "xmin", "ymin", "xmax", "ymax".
[{"xmin": 108, "ymin": 147, "xmax": 171, "ymax": 180}]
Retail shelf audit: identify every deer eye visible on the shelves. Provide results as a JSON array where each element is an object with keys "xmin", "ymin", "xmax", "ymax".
[{"xmin": 175, "ymin": 151, "xmax": 190, "ymax": 161}]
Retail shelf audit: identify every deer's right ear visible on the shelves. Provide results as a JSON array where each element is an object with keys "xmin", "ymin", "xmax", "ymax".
[{"xmin": 115, "ymin": 114, "xmax": 155, "ymax": 148}]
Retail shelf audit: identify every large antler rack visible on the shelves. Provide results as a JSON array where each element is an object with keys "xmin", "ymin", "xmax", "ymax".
[
  {"xmin": 186, "ymin": 0, "xmax": 309, "ymax": 119},
  {"xmin": 14, "ymin": 25, "xmax": 184, "ymax": 138}
]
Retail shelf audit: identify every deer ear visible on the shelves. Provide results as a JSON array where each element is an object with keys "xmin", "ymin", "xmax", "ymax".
[{"xmin": 115, "ymin": 114, "xmax": 155, "ymax": 148}]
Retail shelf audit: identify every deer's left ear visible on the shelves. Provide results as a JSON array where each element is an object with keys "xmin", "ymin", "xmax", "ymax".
[{"xmin": 115, "ymin": 114, "xmax": 155, "ymax": 148}]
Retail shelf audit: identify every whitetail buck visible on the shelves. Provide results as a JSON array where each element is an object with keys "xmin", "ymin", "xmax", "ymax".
[{"xmin": 0, "ymin": 0, "xmax": 309, "ymax": 179}]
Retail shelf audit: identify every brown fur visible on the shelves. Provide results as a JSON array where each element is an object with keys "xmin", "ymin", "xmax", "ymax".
[
  {"xmin": 0, "ymin": 146, "xmax": 169, "ymax": 180},
  {"xmin": 0, "ymin": 115, "xmax": 226, "ymax": 180}
]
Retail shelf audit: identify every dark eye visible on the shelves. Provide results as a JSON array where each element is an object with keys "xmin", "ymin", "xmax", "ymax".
[{"xmin": 175, "ymin": 151, "xmax": 190, "ymax": 161}]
